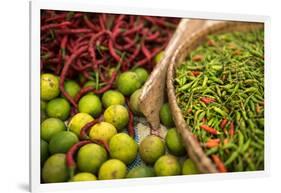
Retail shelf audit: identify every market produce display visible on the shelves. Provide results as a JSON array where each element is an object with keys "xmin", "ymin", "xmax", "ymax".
[
  {"xmin": 40, "ymin": 10, "xmax": 201, "ymax": 183},
  {"xmin": 40, "ymin": 9, "xmax": 265, "ymax": 183},
  {"xmin": 174, "ymin": 29, "xmax": 264, "ymax": 172}
]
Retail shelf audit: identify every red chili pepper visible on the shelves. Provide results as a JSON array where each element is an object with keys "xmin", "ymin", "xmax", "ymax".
[
  {"xmin": 126, "ymin": 98, "xmax": 135, "ymax": 138},
  {"xmin": 66, "ymin": 140, "xmax": 92, "ymax": 178},
  {"xmin": 220, "ymin": 118, "xmax": 228, "ymax": 135},
  {"xmin": 211, "ymin": 155, "xmax": 227, "ymax": 173},
  {"xmin": 80, "ymin": 119, "xmax": 99, "ymax": 140},
  {"xmin": 59, "ymin": 45, "xmax": 88, "ymax": 108},
  {"xmin": 229, "ymin": 121, "xmax": 235, "ymax": 137},
  {"xmin": 75, "ymin": 72, "xmax": 117, "ymax": 102},
  {"xmin": 200, "ymin": 97, "xmax": 216, "ymax": 104},
  {"xmin": 192, "ymin": 54, "xmax": 204, "ymax": 62},
  {"xmin": 205, "ymin": 139, "xmax": 220, "ymax": 148},
  {"xmin": 191, "ymin": 71, "xmax": 201, "ymax": 77},
  {"xmin": 55, "ymin": 28, "xmax": 93, "ymax": 34},
  {"xmin": 200, "ymin": 125, "xmax": 219, "ymax": 135},
  {"xmin": 220, "ymin": 118, "xmax": 228, "ymax": 129},
  {"xmin": 41, "ymin": 21, "xmax": 71, "ymax": 32}
]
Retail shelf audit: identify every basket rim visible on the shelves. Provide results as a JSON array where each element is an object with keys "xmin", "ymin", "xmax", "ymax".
[{"xmin": 166, "ymin": 21, "xmax": 264, "ymax": 173}]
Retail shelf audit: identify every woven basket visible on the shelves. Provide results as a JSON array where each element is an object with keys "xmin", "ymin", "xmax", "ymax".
[{"xmin": 166, "ymin": 21, "xmax": 264, "ymax": 173}]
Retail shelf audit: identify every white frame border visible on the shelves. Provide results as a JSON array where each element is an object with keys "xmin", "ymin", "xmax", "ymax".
[{"xmin": 30, "ymin": 0, "xmax": 271, "ymax": 192}]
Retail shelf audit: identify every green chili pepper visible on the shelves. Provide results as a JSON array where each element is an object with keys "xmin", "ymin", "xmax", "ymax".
[{"xmin": 175, "ymin": 28, "xmax": 264, "ymax": 172}]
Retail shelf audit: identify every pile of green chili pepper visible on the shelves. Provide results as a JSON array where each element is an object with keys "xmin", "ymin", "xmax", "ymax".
[{"xmin": 175, "ymin": 28, "xmax": 264, "ymax": 172}]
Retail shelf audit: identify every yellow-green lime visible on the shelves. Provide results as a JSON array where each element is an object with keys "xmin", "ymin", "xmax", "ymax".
[
  {"xmin": 154, "ymin": 51, "xmax": 164, "ymax": 64},
  {"xmin": 41, "ymin": 118, "xmax": 66, "ymax": 142},
  {"xmin": 64, "ymin": 80, "xmax": 80, "ymax": 98},
  {"xmin": 139, "ymin": 135, "xmax": 165, "ymax": 165},
  {"xmin": 40, "ymin": 139, "xmax": 49, "ymax": 165},
  {"xmin": 68, "ymin": 113, "xmax": 94, "ymax": 137},
  {"xmin": 78, "ymin": 94, "xmax": 102, "ymax": 118},
  {"xmin": 126, "ymin": 165, "xmax": 155, "ymax": 178},
  {"xmin": 83, "ymin": 80, "xmax": 98, "ymax": 89},
  {"xmin": 46, "ymin": 98, "xmax": 71, "ymax": 121},
  {"xmin": 98, "ymin": 159, "xmax": 127, "ymax": 180},
  {"xmin": 103, "ymin": 105, "xmax": 129, "ymax": 131},
  {"xmin": 109, "ymin": 133, "xmax": 138, "ymax": 164},
  {"xmin": 42, "ymin": 153, "xmax": 69, "ymax": 183},
  {"xmin": 160, "ymin": 103, "xmax": 174, "ymax": 127},
  {"xmin": 49, "ymin": 131, "xmax": 79, "ymax": 154},
  {"xmin": 165, "ymin": 128, "xmax": 186, "ymax": 156},
  {"xmin": 133, "ymin": 67, "xmax": 149, "ymax": 85},
  {"xmin": 117, "ymin": 71, "xmax": 141, "ymax": 96},
  {"xmin": 77, "ymin": 144, "xmax": 107, "ymax": 174},
  {"xmin": 102, "ymin": 90, "xmax": 125, "ymax": 108},
  {"xmin": 129, "ymin": 89, "xmax": 143, "ymax": 115},
  {"xmin": 182, "ymin": 159, "xmax": 200, "ymax": 175},
  {"xmin": 41, "ymin": 73, "xmax": 60, "ymax": 101},
  {"xmin": 69, "ymin": 172, "xmax": 97, "ymax": 182},
  {"xmin": 89, "ymin": 122, "xmax": 117, "ymax": 143},
  {"xmin": 154, "ymin": 155, "xmax": 181, "ymax": 176}
]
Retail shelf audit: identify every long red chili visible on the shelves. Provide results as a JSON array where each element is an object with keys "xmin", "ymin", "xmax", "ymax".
[
  {"xmin": 220, "ymin": 118, "xmax": 228, "ymax": 135},
  {"xmin": 59, "ymin": 45, "xmax": 88, "ymax": 108},
  {"xmin": 66, "ymin": 140, "xmax": 92, "ymax": 178},
  {"xmin": 79, "ymin": 119, "xmax": 99, "ymax": 140},
  {"xmin": 205, "ymin": 139, "xmax": 220, "ymax": 148},
  {"xmin": 75, "ymin": 72, "xmax": 117, "ymax": 102},
  {"xmin": 41, "ymin": 21, "xmax": 71, "ymax": 31},
  {"xmin": 200, "ymin": 97, "xmax": 216, "ymax": 104},
  {"xmin": 126, "ymin": 99, "xmax": 135, "ymax": 138},
  {"xmin": 211, "ymin": 155, "xmax": 227, "ymax": 173},
  {"xmin": 229, "ymin": 121, "xmax": 235, "ymax": 137},
  {"xmin": 200, "ymin": 125, "xmax": 219, "ymax": 135}
]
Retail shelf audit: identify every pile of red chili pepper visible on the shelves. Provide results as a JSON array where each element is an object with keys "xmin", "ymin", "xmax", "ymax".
[{"xmin": 41, "ymin": 10, "xmax": 179, "ymax": 107}]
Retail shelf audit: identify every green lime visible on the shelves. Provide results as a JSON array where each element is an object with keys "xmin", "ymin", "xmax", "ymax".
[
  {"xmin": 98, "ymin": 159, "xmax": 127, "ymax": 180},
  {"xmin": 89, "ymin": 122, "xmax": 117, "ymax": 143},
  {"xmin": 133, "ymin": 67, "xmax": 149, "ymax": 85},
  {"xmin": 129, "ymin": 89, "xmax": 142, "ymax": 115},
  {"xmin": 41, "ymin": 118, "xmax": 66, "ymax": 142},
  {"xmin": 165, "ymin": 128, "xmax": 186, "ymax": 156},
  {"xmin": 64, "ymin": 80, "xmax": 80, "ymax": 98},
  {"xmin": 103, "ymin": 105, "xmax": 129, "ymax": 131},
  {"xmin": 49, "ymin": 131, "xmax": 79, "ymax": 154},
  {"xmin": 101, "ymin": 90, "xmax": 125, "ymax": 108},
  {"xmin": 126, "ymin": 165, "xmax": 155, "ymax": 178},
  {"xmin": 154, "ymin": 51, "xmax": 164, "ymax": 64},
  {"xmin": 109, "ymin": 133, "xmax": 138, "ymax": 165},
  {"xmin": 77, "ymin": 144, "xmax": 107, "ymax": 174},
  {"xmin": 139, "ymin": 135, "xmax": 165, "ymax": 165},
  {"xmin": 154, "ymin": 155, "xmax": 181, "ymax": 176},
  {"xmin": 70, "ymin": 172, "xmax": 97, "ymax": 182},
  {"xmin": 182, "ymin": 159, "xmax": 200, "ymax": 175},
  {"xmin": 78, "ymin": 94, "xmax": 102, "ymax": 118},
  {"xmin": 83, "ymin": 80, "xmax": 97, "ymax": 89},
  {"xmin": 160, "ymin": 103, "xmax": 174, "ymax": 127},
  {"xmin": 41, "ymin": 73, "xmax": 60, "ymax": 101},
  {"xmin": 68, "ymin": 113, "xmax": 94, "ymax": 137},
  {"xmin": 41, "ymin": 139, "xmax": 49, "ymax": 165},
  {"xmin": 46, "ymin": 98, "xmax": 71, "ymax": 121},
  {"xmin": 42, "ymin": 153, "xmax": 69, "ymax": 183},
  {"xmin": 117, "ymin": 71, "xmax": 141, "ymax": 96}
]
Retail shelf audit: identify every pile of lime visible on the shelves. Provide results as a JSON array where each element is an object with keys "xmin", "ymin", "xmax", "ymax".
[{"xmin": 40, "ymin": 67, "xmax": 200, "ymax": 183}]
